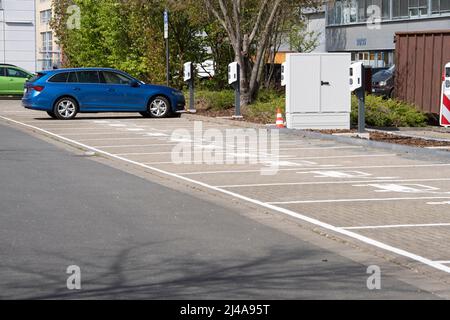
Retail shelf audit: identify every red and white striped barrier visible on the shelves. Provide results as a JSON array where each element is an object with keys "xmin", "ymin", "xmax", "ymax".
[{"xmin": 440, "ymin": 62, "xmax": 450, "ymax": 127}]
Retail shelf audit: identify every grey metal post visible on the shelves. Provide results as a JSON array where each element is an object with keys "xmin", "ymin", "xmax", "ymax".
[
  {"xmin": 164, "ymin": 10, "xmax": 170, "ymax": 87},
  {"xmin": 358, "ymin": 65, "xmax": 366, "ymax": 133},
  {"xmin": 234, "ymin": 64, "xmax": 242, "ymax": 118},
  {"xmin": 189, "ymin": 77, "xmax": 195, "ymax": 112}
]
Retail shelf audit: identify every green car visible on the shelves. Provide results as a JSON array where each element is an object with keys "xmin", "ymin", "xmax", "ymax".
[{"xmin": 0, "ymin": 64, "xmax": 33, "ymax": 95}]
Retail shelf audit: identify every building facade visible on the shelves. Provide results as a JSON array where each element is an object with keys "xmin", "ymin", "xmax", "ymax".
[
  {"xmin": 36, "ymin": 0, "xmax": 60, "ymax": 70},
  {"xmin": 0, "ymin": 0, "xmax": 36, "ymax": 72},
  {"xmin": 304, "ymin": 5, "xmax": 327, "ymax": 53},
  {"xmin": 325, "ymin": 0, "xmax": 450, "ymax": 68}
]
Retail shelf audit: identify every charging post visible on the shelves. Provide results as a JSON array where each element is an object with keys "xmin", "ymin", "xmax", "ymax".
[
  {"xmin": 350, "ymin": 62, "xmax": 365, "ymax": 133},
  {"xmin": 228, "ymin": 62, "xmax": 242, "ymax": 118},
  {"xmin": 184, "ymin": 62, "xmax": 196, "ymax": 113}
]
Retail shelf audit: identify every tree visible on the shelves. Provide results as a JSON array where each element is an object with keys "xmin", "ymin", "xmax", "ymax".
[
  {"xmin": 289, "ymin": 18, "xmax": 321, "ymax": 53},
  {"xmin": 202, "ymin": 0, "xmax": 316, "ymax": 106},
  {"xmin": 51, "ymin": 0, "xmax": 208, "ymax": 88}
]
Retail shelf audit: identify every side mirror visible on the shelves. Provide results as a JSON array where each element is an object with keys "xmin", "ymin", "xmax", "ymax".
[{"xmin": 130, "ymin": 80, "xmax": 140, "ymax": 88}]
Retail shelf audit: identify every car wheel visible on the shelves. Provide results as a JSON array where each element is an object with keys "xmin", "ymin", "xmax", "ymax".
[
  {"xmin": 54, "ymin": 97, "xmax": 78, "ymax": 120},
  {"xmin": 148, "ymin": 96, "xmax": 171, "ymax": 118},
  {"xmin": 46, "ymin": 111, "xmax": 57, "ymax": 119}
]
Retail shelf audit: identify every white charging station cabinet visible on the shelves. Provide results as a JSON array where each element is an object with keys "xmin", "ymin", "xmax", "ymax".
[
  {"xmin": 228, "ymin": 62, "xmax": 239, "ymax": 85},
  {"xmin": 350, "ymin": 62, "xmax": 363, "ymax": 92},
  {"xmin": 285, "ymin": 53, "xmax": 351, "ymax": 130},
  {"xmin": 184, "ymin": 62, "xmax": 193, "ymax": 82}
]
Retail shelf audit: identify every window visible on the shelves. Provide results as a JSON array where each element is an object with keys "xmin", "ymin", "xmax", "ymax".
[
  {"xmin": 67, "ymin": 72, "xmax": 78, "ymax": 83},
  {"xmin": 408, "ymin": 0, "xmax": 428, "ymax": 17},
  {"xmin": 328, "ymin": 0, "xmax": 390, "ymax": 24},
  {"xmin": 49, "ymin": 73, "xmax": 68, "ymax": 83},
  {"xmin": 393, "ymin": 0, "xmax": 428, "ymax": 18},
  {"xmin": 393, "ymin": 0, "xmax": 409, "ymax": 18},
  {"xmin": 354, "ymin": 50, "xmax": 393, "ymax": 68},
  {"xmin": 446, "ymin": 67, "xmax": 450, "ymax": 78},
  {"xmin": 28, "ymin": 73, "xmax": 46, "ymax": 83},
  {"xmin": 0, "ymin": 67, "xmax": 6, "ymax": 77},
  {"xmin": 7, "ymin": 68, "xmax": 28, "ymax": 78},
  {"xmin": 101, "ymin": 71, "xmax": 132, "ymax": 85},
  {"xmin": 41, "ymin": 32, "xmax": 53, "ymax": 52},
  {"xmin": 76, "ymin": 71, "xmax": 100, "ymax": 83},
  {"xmin": 432, "ymin": 0, "xmax": 450, "ymax": 14},
  {"xmin": 40, "ymin": 9, "xmax": 52, "ymax": 25},
  {"xmin": 382, "ymin": 0, "xmax": 390, "ymax": 18}
]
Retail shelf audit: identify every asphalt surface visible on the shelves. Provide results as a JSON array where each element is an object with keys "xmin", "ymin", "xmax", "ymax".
[{"xmin": 0, "ymin": 123, "xmax": 438, "ymax": 299}]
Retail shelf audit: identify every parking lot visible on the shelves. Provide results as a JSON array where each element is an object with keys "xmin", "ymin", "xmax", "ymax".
[{"xmin": 2, "ymin": 100, "xmax": 450, "ymax": 278}]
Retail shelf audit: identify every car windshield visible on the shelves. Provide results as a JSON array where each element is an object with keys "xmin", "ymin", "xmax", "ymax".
[{"xmin": 373, "ymin": 69, "xmax": 393, "ymax": 82}]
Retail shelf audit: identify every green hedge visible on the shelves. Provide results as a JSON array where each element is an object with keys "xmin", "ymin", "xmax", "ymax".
[
  {"xmin": 189, "ymin": 90, "xmax": 235, "ymax": 111},
  {"xmin": 351, "ymin": 94, "xmax": 427, "ymax": 127},
  {"xmin": 189, "ymin": 90, "xmax": 427, "ymax": 127}
]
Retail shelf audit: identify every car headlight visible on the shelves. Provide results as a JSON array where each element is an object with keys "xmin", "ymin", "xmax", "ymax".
[{"xmin": 379, "ymin": 81, "xmax": 387, "ymax": 87}]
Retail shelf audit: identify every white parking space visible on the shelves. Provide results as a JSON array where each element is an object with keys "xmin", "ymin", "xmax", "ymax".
[{"xmin": 2, "ymin": 104, "xmax": 450, "ymax": 275}]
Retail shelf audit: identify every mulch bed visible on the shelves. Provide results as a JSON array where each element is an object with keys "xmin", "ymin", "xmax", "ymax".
[{"xmin": 368, "ymin": 131, "xmax": 450, "ymax": 148}]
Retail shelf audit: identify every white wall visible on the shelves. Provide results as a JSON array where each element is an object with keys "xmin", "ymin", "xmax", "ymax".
[{"xmin": 0, "ymin": 0, "xmax": 36, "ymax": 72}]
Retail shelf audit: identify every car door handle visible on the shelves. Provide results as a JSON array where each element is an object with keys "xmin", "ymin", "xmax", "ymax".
[
  {"xmin": 107, "ymin": 88, "xmax": 115, "ymax": 92},
  {"xmin": 73, "ymin": 87, "xmax": 81, "ymax": 91},
  {"xmin": 321, "ymin": 81, "xmax": 331, "ymax": 86}
]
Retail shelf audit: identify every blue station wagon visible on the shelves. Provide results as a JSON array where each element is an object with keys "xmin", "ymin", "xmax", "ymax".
[{"xmin": 22, "ymin": 68, "xmax": 186, "ymax": 120}]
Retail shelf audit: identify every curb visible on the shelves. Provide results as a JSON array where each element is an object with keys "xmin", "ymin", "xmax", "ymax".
[
  {"xmin": 182, "ymin": 113, "xmax": 450, "ymax": 160},
  {"xmin": 276, "ymin": 127, "xmax": 450, "ymax": 160}
]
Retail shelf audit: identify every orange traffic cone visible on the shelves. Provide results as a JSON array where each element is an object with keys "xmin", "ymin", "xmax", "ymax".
[{"xmin": 276, "ymin": 108, "xmax": 285, "ymax": 128}]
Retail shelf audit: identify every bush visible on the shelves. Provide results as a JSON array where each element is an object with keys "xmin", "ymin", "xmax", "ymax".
[
  {"xmin": 243, "ymin": 93, "xmax": 285, "ymax": 124},
  {"xmin": 189, "ymin": 90, "xmax": 427, "ymax": 127},
  {"xmin": 189, "ymin": 89, "xmax": 285, "ymax": 123},
  {"xmin": 351, "ymin": 94, "xmax": 427, "ymax": 127},
  {"xmin": 188, "ymin": 90, "xmax": 235, "ymax": 111}
]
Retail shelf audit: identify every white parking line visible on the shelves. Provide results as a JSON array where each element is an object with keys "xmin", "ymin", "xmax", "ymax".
[
  {"xmin": 113, "ymin": 146, "xmax": 364, "ymax": 156},
  {"xmin": 78, "ymin": 137, "xmax": 169, "ymax": 142},
  {"xmin": 267, "ymin": 196, "xmax": 450, "ymax": 205},
  {"xmin": 342, "ymin": 223, "xmax": 450, "ymax": 230},
  {"xmin": 142, "ymin": 154, "xmax": 398, "ymax": 165},
  {"xmin": 62, "ymin": 132, "xmax": 143, "ymax": 136},
  {"xmin": 435, "ymin": 261, "xmax": 450, "ymax": 264},
  {"xmin": 216, "ymin": 178, "xmax": 450, "ymax": 188},
  {"xmin": 96, "ymin": 143, "xmax": 181, "ymax": 148},
  {"xmin": 179, "ymin": 163, "xmax": 450, "ymax": 175},
  {"xmin": 2, "ymin": 114, "xmax": 450, "ymax": 275},
  {"xmin": 277, "ymin": 146, "xmax": 363, "ymax": 151},
  {"xmin": 37, "ymin": 127, "xmax": 118, "ymax": 131}
]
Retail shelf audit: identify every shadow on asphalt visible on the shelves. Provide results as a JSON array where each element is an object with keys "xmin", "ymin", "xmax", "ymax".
[
  {"xmin": 0, "ymin": 96, "xmax": 22, "ymax": 101},
  {"xmin": 0, "ymin": 244, "xmax": 435, "ymax": 300}
]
